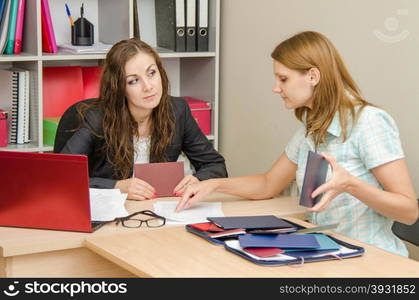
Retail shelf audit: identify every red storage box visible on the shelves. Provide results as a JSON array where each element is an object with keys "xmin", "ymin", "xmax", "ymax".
[{"xmin": 183, "ymin": 97, "xmax": 212, "ymax": 135}]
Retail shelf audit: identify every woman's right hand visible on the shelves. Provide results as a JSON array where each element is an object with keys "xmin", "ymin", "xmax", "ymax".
[
  {"xmin": 175, "ymin": 179, "xmax": 219, "ymax": 212},
  {"xmin": 115, "ymin": 178, "xmax": 156, "ymax": 201}
]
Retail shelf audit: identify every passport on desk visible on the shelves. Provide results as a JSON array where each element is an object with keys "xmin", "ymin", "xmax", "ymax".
[
  {"xmin": 207, "ymin": 215, "xmax": 297, "ymax": 230},
  {"xmin": 134, "ymin": 162, "xmax": 184, "ymax": 197}
]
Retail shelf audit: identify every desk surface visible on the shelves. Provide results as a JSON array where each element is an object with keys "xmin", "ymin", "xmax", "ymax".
[
  {"xmin": 85, "ymin": 218, "xmax": 419, "ymax": 278},
  {"xmin": 0, "ymin": 194, "xmax": 305, "ymax": 257}
]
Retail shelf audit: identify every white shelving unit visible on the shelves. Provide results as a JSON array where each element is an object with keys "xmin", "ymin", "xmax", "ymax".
[{"xmin": 0, "ymin": 0, "xmax": 220, "ymax": 152}]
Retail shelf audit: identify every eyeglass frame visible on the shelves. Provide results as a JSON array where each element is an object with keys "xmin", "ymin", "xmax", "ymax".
[{"xmin": 115, "ymin": 209, "xmax": 166, "ymax": 228}]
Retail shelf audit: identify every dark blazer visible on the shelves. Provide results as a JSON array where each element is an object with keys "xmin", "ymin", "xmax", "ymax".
[{"xmin": 54, "ymin": 97, "xmax": 227, "ymax": 188}]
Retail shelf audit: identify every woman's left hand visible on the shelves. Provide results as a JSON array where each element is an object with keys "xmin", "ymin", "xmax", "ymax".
[
  {"xmin": 173, "ymin": 175, "xmax": 200, "ymax": 196},
  {"xmin": 309, "ymin": 152, "xmax": 354, "ymax": 212}
]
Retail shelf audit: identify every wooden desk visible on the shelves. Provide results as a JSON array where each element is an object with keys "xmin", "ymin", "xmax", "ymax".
[
  {"xmin": 0, "ymin": 194, "xmax": 305, "ymax": 277},
  {"xmin": 85, "ymin": 218, "xmax": 419, "ymax": 278}
]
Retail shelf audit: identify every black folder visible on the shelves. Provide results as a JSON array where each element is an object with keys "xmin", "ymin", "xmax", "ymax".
[
  {"xmin": 186, "ymin": 0, "xmax": 196, "ymax": 51},
  {"xmin": 207, "ymin": 215, "xmax": 296, "ymax": 230},
  {"xmin": 196, "ymin": 0, "xmax": 208, "ymax": 51},
  {"xmin": 155, "ymin": 0, "xmax": 186, "ymax": 52},
  {"xmin": 299, "ymin": 151, "xmax": 329, "ymax": 207}
]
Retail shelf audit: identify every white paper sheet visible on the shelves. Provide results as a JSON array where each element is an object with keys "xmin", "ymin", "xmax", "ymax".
[
  {"xmin": 89, "ymin": 188, "xmax": 129, "ymax": 221},
  {"xmin": 153, "ymin": 201, "xmax": 224, "ymax": 225}
]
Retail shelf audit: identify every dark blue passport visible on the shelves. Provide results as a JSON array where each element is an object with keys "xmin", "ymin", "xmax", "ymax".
[
  {"xmin": 299, "ymin": 151, "xmax": 329, "ymax": 207},
  {"xmin": 207, "ymin": 215, "xmax": 296, "ymax": 230},
  {"xmin": 238, "ymin": 233, "xmax": 320, "ymax": 249}
]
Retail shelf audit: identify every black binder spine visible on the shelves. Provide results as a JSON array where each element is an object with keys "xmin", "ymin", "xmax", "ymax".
[
  {"xmin": 155, "ymin": 0, "xmax": 186, "ymax": 52},
  {"xmin": 196, "ymin": 0, "xmax": 208, "ymax": 51},
  {"xmin": 186, "ymin": 0, "xmax": 196, "ymax": 51},
  {"xmin": 175, "ymin": 0, "xmax": 186, "ymax": 52}
]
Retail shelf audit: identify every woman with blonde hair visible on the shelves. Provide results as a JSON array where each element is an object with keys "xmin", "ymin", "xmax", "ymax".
[{"xmin": 176, "ymin": 31, "xmax": 417, "ymax": 256}]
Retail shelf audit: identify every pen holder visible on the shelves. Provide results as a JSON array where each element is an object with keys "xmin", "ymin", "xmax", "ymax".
[{"xmin": 71, "ymin": 17, "xmax": 94, "ymax": 46}]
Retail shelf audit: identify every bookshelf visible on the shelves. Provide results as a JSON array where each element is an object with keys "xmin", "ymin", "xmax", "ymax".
[{"xmin": 0, "ymin": 0, "xmax": 220, "ymax": 153}]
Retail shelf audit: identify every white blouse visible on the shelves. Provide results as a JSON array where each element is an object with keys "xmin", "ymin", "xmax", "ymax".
[{"xmin": 133, "ymin": 136, "xmax": 151, "ymax": 165}]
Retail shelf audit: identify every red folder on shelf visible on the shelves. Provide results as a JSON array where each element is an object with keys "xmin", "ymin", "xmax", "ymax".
[
  {"xmin": 82, "ymin": 66, "xmax": 102, "ymax": 99},
  {"xmin": 13, "ymin": 0, "xmax": 25, "ymax": 54},
  {"xmin": 43, "ymin": 66, "xmax": 84, "ymax": 118},
  {"xmin": 134, "ymin": 162, "xmax": 184, "ymax": 197},
  {"xmin": 41, "ymin": 0, "xmax": 57, "ymax": 53},
  {"xmin": 0, "ymin": 109, "xmax": 8, "ymax": 147}
]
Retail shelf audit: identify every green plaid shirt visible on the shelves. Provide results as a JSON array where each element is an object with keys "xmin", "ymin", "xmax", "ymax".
[{"xmin": 285, "ymin": 106, "xmax": 408, "ymax": 256}]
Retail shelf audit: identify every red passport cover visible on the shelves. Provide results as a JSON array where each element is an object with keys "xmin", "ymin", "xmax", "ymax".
[
  {"xmin": 189, "ymin": 222, "xmax": 224, "ymax": 232},
  {"xmin": 134, "ymin": 162, "xmax": 184, "ymax": 197}
]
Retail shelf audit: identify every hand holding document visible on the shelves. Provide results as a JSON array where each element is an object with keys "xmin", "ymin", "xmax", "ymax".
[
  {"xmin": 89, "ymin": 188, "xmax": 129, "ymax": 221},
  {"xmin": 154, "ymin": 201, "xmax": 224, "ymax": 225}
]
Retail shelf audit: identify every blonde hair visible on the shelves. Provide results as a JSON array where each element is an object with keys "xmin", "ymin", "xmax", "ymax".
[{"xmin": 271, "ymin": 31, "xmax": 372, "ymax": 148}]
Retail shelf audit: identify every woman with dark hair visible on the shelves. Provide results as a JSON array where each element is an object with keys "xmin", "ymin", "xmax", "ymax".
[{"xmin": 54, "ymin": 38, "xmax": 227, "ymax": 200}]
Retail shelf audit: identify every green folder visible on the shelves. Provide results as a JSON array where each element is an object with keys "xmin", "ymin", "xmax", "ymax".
[
  {"xmin": 4, "ymin": 0, "xmax": 17, "ymax": 54},
  {"xmin": 43, "ymin": 117, "xmax": 60, "ymax": 146}
]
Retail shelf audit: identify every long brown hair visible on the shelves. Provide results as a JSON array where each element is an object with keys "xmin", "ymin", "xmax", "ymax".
[
  {"xmin": 271, "ymin": 31, "xmax": 373, "ymax": 148},
  {"xmin": 78, "ymin": 38, "xmax": 174, "ymax": 179}
]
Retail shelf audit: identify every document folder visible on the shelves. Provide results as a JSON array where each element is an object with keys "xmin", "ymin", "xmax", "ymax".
[
  {"xmin": 4, "ymin": 0, "xmax": 18, "ymax": 54},
  {"xmin": 134, "ymin": 161, "xmax": 184, "ymax": 197},
  {"xmin": 155, "ymin": 0, "xmax": 186, "ymax": 52},
  {"xmin": 299, "ymin": 151, "xmax": 329, "ymax": 207},
  {"xmin": 207, "ymin": 215, "xmax": 297, "ymax": 230},
  {"xmin": 185, "ymin": 0, "xmax": 196, "ymax": 51},
  {"xmin": 196, "ymin": 0, "xmax": 208, "ymax": 51},
  {"xmin": 185, "ymin": 218, "xmax": 365, "ymax": 266},
  {"xmin": 238, "ymin": 233, "xmax": 320, "ymax": 249}
]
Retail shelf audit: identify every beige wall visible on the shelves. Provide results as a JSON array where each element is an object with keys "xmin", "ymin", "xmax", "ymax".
[{"xmin": 219, "ymin": 0, "xmax": 419, "ymax": 193}]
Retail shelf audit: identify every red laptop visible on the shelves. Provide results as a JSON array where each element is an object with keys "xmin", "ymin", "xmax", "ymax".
[{"xmin": 0, "ymin": 151, "xmax": 103, "ymax": 232}]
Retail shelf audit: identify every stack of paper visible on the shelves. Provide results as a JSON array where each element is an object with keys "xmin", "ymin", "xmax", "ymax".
[
  {"xmin": 58, "ymin": 42, "xmax": 113, "ymax": 54},
  {"xmin": 154, "ymin": 201, "xmax": 224, "ymax": 225},
  {"xmin": 89, "ymin": 188, "xmax": 129, "ymax": 221}
]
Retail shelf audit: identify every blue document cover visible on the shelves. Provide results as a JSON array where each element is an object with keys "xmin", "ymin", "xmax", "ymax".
[
  {"xmin": 284, "ymin": 233, "xmax": 340, "ymax": 255},
  {"xmin": 238, "ymin": 233, "xmax": 320, "ymax": 249},
  {"xmin": 207, "ymin": 215, "xmax": 297, "ymax": 230}
]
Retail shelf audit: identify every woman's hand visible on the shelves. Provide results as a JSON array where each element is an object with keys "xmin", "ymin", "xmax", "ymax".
[
  {"xmin": 115, "ymin": 178, "xmax": 156, "ymax": 201},
  {"xmin": 173, "ymin": 175, "xmax": 200, "ymax": 196},
  {"xmin": 175, "ymin": 179, "xmax": 218, "ymax": 212},
  {"xmin": 309, "ymin": 152, "xmax": 355, "ymax": 212}
]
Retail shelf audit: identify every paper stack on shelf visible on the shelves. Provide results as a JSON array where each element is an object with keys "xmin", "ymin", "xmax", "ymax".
[
  {"xmin": 58, "ymin": 42, "xmax": 112, "ymax": 54},
  {"xmin": 0, "ymin": 68, "xmax": 30, "ymax": 144}
]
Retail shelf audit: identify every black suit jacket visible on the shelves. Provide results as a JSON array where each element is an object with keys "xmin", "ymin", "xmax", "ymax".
[{"xmin": 54, "ymin": 97, "xmax": 227, "ymax": 188}]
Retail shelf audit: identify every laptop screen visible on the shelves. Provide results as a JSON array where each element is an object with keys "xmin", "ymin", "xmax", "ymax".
[{"xmin": 0, "ymin": 151, "xmax": 94, "ymax": 232}]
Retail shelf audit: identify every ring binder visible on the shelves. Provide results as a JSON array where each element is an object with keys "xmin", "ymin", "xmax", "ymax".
[
  {"xmin": 196, "ymin": 0, "xmax": 208, "ymax": 51},
  {"xmin": 186, "ymin": 0, "xmax": 196, "ymax": 51},
  {"xmin": 155, "ymin": 0, "xmax": 186, "ymax": 52}
]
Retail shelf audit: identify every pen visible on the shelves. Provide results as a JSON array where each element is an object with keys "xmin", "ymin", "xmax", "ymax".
[{"xmin": 65, "ymin": 3, "xmax": 75, "ymax": 26}]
